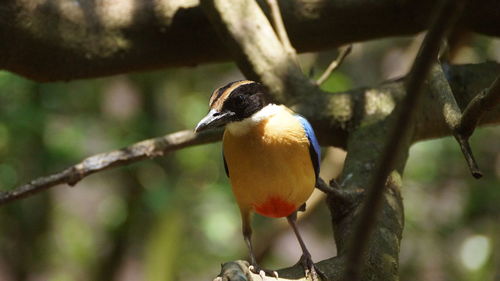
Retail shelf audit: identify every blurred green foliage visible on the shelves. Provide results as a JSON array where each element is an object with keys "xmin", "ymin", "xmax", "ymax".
[{"xmin": 0, "ymin": 35, "xmax": 499, "ymax": 281}]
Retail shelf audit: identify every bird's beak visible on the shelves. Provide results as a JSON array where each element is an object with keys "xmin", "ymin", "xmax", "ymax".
[{"xmin": 195, "ymin": 109, "xmax": 235, "ymax": 133}]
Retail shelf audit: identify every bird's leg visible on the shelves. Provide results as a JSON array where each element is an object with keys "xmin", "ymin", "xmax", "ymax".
[
  {"xmin": 242, "ymin": 223, "xmax": 257, "ymax": 266},
  {"xmin": 241, "ymin": 210, "xmax": 279, "ymax": 279},
  {"xmin": 298, "ymin": 203, "xmax": 306, "ymax": 212},
  {"xmin": 287, "ymin": 212, "xmax": 326, "ymax": 281}
]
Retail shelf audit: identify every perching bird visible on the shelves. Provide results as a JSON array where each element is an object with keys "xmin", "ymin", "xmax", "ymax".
[{"xmin": 195, "ymin": 80, "xmax": 322, "ymax": 279}]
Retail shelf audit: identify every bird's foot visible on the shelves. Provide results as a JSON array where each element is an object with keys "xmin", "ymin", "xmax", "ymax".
[
  {"xmin": 248, "ymin": 264, "xmax": 279, "ymax": 280},
  {"xmin": 316, "ymin": 178, "xmax": 364, "ymax": 205},
  {"xmin": 298, "ymin": 254, "xmax": 326, "ymax": 281}
]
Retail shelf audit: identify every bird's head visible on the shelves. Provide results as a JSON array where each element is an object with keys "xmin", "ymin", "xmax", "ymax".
[{"xmin": 195, "ymin": 80, "xmax": 272, "ymax": 133}]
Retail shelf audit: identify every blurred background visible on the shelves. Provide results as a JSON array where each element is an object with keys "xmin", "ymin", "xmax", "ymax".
[{"xmin": 0, "ymin": 33, "xmax": 499, "ymax": 281}]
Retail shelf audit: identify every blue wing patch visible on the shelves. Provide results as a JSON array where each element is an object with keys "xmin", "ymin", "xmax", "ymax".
[{"xmin": 295, "ymin": 115, "xmax": 321, "ymax": 181}]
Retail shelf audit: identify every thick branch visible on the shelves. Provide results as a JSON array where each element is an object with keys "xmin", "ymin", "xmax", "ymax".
[
  {"xmin": 1, "ymin": 0, "xmax": 500, "ymax": 81},
  {"xmin": 201, "ymin": 0, "xmax": 314, "ymax": 105},
  {"xmin": 0, "ymin": 129, "xmax": 222, "ymax": 205},
  {"xmin": 344, "ymin": 1, "xmax": 466, "ymax": 280}
]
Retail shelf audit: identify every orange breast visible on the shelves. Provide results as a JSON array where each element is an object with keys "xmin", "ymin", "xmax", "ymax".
[{"xmin": 222, "ymin": 107, "xmax": 315, "ymax": 218}]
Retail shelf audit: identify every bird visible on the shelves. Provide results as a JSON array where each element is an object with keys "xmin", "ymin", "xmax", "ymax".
[{"xmin": 195, "ymin": 80, "xmax": 322, "ymax": 279}]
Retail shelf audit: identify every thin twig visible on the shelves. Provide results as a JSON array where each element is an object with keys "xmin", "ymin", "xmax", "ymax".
[
  {"xmin": 459, "ymin": 75, "xmax": 500, "ymax": 138},
  {"xmin": 316, "ymin": 45, "xmax": 352, "ymax": 86},
  {"xmin": 0, "ymin": 129, "xmax": 223, "ymax": 206},
  {"xmin": 430, "ymin": 63, "xmax": 482, "ymax": 178},
  {"xmin": 455, "ymin": 74, "xmax": 500, "ymax": 177},
  {"xmin": 455, "ymin": 136, "xmax": 482, "ymax": 178},
  {"xmin": 342, "ymin": 0, "xmax": 467, "ymax": 281},
  {"xmin": 265, "ymin": 0, "xmax": 296, "ymax": 55}
]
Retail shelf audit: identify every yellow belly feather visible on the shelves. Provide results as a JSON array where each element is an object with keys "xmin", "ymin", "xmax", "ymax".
[{"xmin": 223, "ymin": 108, "xmax": 315, "ymax": 217}]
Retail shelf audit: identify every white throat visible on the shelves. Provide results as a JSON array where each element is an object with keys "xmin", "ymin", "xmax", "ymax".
[{"xmin": 226, "ymin": 104, "xmax": 281, "ymax": 136}]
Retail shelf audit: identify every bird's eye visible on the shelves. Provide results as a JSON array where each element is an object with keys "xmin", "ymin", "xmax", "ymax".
[
  {"xmin": 213, "ymin": 112, "xmax": 221, "ymax": 117},
  {"xmin": 222, "ymin": 94, "xmax": 246, "ymax": 113},
  {"xmin": 233, "ymin": 95, "xmax": 245, "ymax": 106}
]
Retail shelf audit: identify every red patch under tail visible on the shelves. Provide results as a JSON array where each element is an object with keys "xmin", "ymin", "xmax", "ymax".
[{"xmin": 254, "ymin": 196, "xmax": 296, "ymax": 218}]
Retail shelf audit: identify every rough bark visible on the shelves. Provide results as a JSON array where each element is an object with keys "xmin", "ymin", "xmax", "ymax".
[{"xmin": 1, "ymin": 0, "xmax": 500, "ymax": 81}]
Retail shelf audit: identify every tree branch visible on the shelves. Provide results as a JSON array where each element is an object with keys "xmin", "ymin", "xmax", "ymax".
[
  {"xmin": 343, "ymin": 1, "xmax": 467, "ymax": 280},
  {"xmin": 0, "ymin": 129, "xmax": 223, "ymax": 205},
  {"xmin": 1, "ymin": 0, "xmax": 500, "ymax": 81},
  {"xmin": 199, "ymin": 0, "xmax": 499, "ymax": 280},
  {"xmin": 0, "ymin": 1, "xmax": 499, "ymax": 280},
  {"xmin": 459, "ymin": 75, "xmax": 500, "ymax": 137},
  {"xmin": 265, "ymin": 0, "xmax": 296, "ymax": 55},
  {"xmin": 316, "ymin": 45, "xmax": 352, "ymax": 86},
  {"xmin": 414, "ymin": 62, "xmax": 500, "ymax": 141},
  {"xmin": 430, "ymin": 63, "xmax": 482, "ymax": 178},
  {"xmin": 0, "ymin": 63, "xmax": 498, "ymax": 207},
  {"xmin": 201, "ymin": 0, "xmax": 313, "ymax": 105}
]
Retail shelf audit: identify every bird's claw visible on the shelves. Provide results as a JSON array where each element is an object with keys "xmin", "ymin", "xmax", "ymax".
[
  {"xmin": 299, "ymin": 254, "xmax": 326, "ymax": 281},
  {"xmin": 248, "ymin": 265, "xmax": 279, "ymax": 280}
]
